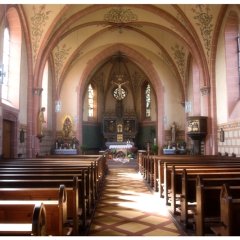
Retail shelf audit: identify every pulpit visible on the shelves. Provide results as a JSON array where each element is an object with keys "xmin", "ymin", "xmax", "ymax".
[{"xmin": 187, "ymin": 116, "xmax": 207, "ymax": 155}]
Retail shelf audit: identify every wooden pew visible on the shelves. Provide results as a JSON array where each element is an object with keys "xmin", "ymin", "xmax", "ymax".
[
  {"xmin": 194, "ymin": 176, "xmax": 240, "ymax": 236},
  {"xmin": 0, "ymin": 155, "xmax": 106, "ymax": 234},
  {"xmin": 0, "ymin": 157, "xmax": 104, "ymax": 200},
  {"xmin": 180, "ymin": 170, "xmax": 240, "ymax": 228},
  {"xmin": 144, "ymin": 154, "xmax": 240, "ymax": 195},
  {"xmin": 0, "ymin": 203, "xmax": 46, "ymax": 236},
  {"xmin": 0, "ymin": 176, "xmax": 86, "ymax": 234},
  {"xmin": 0, "ymin": 165, "xmax": 95, "ymax": 216},
  {"xmin": 211, "ymin": 184, "xmax": 240, "ymax": 236},
  {"xmin": 0, "ymin": 166, "xmax": 94, "ymax": 219},
  {"xmin": 0, "ymin": 159, "xmax": 99, "ymax": 215},
  {"xmin": 169, "ymin": 163, "xmax": 240, "ymax": 207},
  {"xmin": 165, "ymin": 162, "xmax": 240, "ymax": 205},
  {"xmin": 0, "ymin": 184, "xmax": 70, "ymax": 236}
]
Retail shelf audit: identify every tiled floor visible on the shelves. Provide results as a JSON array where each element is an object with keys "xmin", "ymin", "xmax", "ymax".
[{"xmin": 88, "ymin": 167, "xmax": 184, "ymax": 236}]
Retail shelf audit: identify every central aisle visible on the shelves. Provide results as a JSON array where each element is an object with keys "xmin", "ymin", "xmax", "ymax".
[{"xmin": 88, "ymin": 168, "xmax": 185, "ymax": 236}]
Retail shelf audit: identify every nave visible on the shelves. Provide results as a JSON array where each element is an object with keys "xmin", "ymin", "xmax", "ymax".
[{"xmin": 88, "ymin": 167, "xmax": 184, "ymax": 236}]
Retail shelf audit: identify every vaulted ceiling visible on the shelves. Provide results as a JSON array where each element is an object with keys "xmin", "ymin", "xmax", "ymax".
[{"xmin": 1, "ymin": 4, "xmax": 226, "ymax": 99}]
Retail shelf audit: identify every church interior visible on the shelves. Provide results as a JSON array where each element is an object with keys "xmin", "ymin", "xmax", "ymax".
[{"xmin": 0, "ymin": 3, "xmax": 240, "ymax": 237}]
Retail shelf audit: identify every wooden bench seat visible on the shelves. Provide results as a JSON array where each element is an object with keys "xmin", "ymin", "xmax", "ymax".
[
  {"xmin": 0, "ymin": 158, "xmax": 103, "ymax": 197},
  {"xmin": 144, "ymin": 155, "xmax": 240, "ymax": 194},
  {"xmin": 211, "ymin": 184, "xmax": 240, "ymax": 236},
  {"xmin": 0, "ymin": 184, "xmax": 70, "ymax": 236},
  {"xmin": 168, "ymin": 164, "xmax": 240, "ymax": 206},
  {"xmin": 0, "ymin": 176, "xmax": 88, "ymax": 233},
  {"xmin": 0, "ymin": 155, "xmax": 107, "ymax": 235},
  {"xmin": 195, "ymin": 176, "xmax": 240, "ymax": 236},
  {"xmin": 0, "ymin": 161, "xmax": 98, "ymax": 210},
  {"xmin": 0, "ymin": 203, "xmax": 46, "ymax": 236},
  {"xmin": 180, "ymin": 170, "xmax": 240, "ymax": 228},
  {"xmin": 0, "ymin": 168, "xmax": 95, "ymax": 217}
]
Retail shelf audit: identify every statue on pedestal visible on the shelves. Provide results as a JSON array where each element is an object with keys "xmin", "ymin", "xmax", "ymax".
[
  {"xmin": 171, "ymin": 122, "xmax": 176, "ymax": 143},
  {"xmin": 37, "ymin": 107, "xmax": 46, "ymax": 141},
  {"xmin": 62, "ymin": 116, "xmax": 72, "ymax": 138}
]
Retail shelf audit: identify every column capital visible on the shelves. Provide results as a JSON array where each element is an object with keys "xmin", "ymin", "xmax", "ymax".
[{"xmin": 33, "ymin": 87, "xmax": 43, "ymax": 96}]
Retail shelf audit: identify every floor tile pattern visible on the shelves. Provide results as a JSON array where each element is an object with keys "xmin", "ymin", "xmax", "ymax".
[{"xmin": 88, "ymin": 168, "xmax": 184, "ymax": 236}]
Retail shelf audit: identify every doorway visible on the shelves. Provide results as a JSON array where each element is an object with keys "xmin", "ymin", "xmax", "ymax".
[{"xmin": 2, "ymin": 119, "xmax": 14, "ymax": 158}]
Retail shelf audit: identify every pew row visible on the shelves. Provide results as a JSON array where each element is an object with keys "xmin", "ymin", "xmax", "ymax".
[
  {"xmin": 195, "ymin": 176, "xmax": 240, "ymax": 236},
  {"xmin": 0, "ymin": 203, "xmax": 46, "ymax": 236},
  {"xmin": 211, "ymin": 184, "xmax": 240, "ymax": 236},
  {"xmin": 139, "ymin": 154, "xmax": 240, "ymax": 193},
  {"xmin": 0, "ymin": 184, "xmax": 74, "ymax": 236}
]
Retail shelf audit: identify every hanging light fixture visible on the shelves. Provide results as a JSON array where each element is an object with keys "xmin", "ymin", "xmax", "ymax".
[
  {"xmin": 111, "ymin": 52, "xmax": 128, "ymax": 83},
  {"xmin": 55, "ymin": 100, "xmax": 62, "ymax": 113}
]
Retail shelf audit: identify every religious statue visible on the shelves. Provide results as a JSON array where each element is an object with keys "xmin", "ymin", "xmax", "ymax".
[
  {"xmin": 171, "ymin": 122, "xmax": 176, "ymax": 143},
  {"xmin": 124, "ymin": 120, "xmax": 131, "ymax": 132},
  {"xmin": 62, "ymin": 117, "xmax": 72, "ymax": 138},
  {"xmin": 112, "ymin": 81, "xmax": 128, "ymax": 100},
  {"xmin": 112, "ymin": 80, "xmax": 128, "ymax": 89},
  {"xmin": 117, "ymin": 123, "xmax": 123, "ymax": 133},
  {"xmin": 37, "ymin": 107, "xmax": 46, "ymax": 137}
]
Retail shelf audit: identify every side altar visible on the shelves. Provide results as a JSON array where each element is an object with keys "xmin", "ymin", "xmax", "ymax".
[{"xmin": 52, "ymin": 116, "xmax": 80, "ymax": 155}]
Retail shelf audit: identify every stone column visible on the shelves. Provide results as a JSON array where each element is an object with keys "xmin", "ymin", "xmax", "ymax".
[{"xmin": 200, "ymin": 86, "xmax": 211, "ymax": 154}]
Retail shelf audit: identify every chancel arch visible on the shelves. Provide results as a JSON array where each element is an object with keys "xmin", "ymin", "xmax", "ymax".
[{"xmin": 76, "ymin": 44, "xmax": 166, "ymax": 152}]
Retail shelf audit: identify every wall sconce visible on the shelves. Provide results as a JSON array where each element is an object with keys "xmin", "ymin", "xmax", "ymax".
[
  {"xmin": 220, "ymin": 128, "xmax": 225, "ymax": 142},
  {"xmin": 185, "ymin": 101, "xmax": 192, "ymax": 113},
  {"xmin": 0, "ymin": 64, "xmax": 6, "ymax": 84},
  {"xmin": 33, "ymin": 88, "xmax": 43, "ymax": 96}
]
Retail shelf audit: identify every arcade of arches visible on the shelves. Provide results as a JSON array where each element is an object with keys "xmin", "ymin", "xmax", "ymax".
[{"xmin": 0, "ymin": 4, "xmax": 240, "ymax": 158}]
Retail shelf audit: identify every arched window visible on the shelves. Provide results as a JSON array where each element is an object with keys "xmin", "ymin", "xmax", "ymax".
[
  {"xmin": 2, "ymin": 27, "xmax": 10, "ymax": 100},
  {"xmin": 1, "ymin": 7, "xmax": 22, "ymax": 109},
  {"xmin": 145, "ymin": 83, "xmax": 151, "ymax": 118},
  {"xmin": 88, "ymin": 83, "xmax": 94, "ymax": 118},
  {"xmin": 224, "ymin": 11, "xmax": 240, "ymax": 119}
]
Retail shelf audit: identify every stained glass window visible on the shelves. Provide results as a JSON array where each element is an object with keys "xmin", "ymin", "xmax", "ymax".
[
  {"xmin": 88, "ymin": 84, "xmax": 94, "ymax": 117},
  {"xmin": 145, "ymin": 83, "xmax": 151, "ymax": 117},
  {"xmin": 2, "ymin": 27, "xmax": 10, "ymax": 100}
]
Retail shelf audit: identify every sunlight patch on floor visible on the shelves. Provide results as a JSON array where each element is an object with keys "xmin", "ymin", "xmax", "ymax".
[
  {"xmin": 115, "ymin": 171, "xmax": 143, "ymax": 180},
  {"xmin": 105, "ymin": 190, "xmax": 168, "ymax": 216}
]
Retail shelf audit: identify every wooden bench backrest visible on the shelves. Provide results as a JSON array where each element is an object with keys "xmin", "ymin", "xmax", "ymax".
[
  {"xmin": 0, "ymin": 203, "xmax": 46, "ymax": 236},
  {"xmin": 220, "ymin": 184, "xmax": 240, "ymax": 236}
]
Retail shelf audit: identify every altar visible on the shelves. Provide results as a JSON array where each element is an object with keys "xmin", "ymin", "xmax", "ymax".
[
  {"xmin": 106, "ymin": 141, "xmax": 133, "ymax": 149},
  {"xmin": 106, "ymin": 141, "xmax": 135, "ymax": 163},
  {"xmin": 54, "ymin": 148, "xmax": 78, "ymax": 155}
]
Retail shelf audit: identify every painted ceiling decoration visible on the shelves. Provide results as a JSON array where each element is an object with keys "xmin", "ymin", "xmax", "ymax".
[
  {"xmin": 30, "ymin": 5, "xmax": 52, "ymax": 63},
  {"xmin": 103, "ymin": 7, "xmax": 142, "ymax": 33},
  {"xmin": 171, "ymin": 44, "xmax": 186, "ymax": 81},
  {"xmin": 103, "ymin": 7, "xmax": 138, "ymax": 24},
  {"xmin": 53, "ymin": 44, "xmax": 72, "ymax": 86},
  {"xmin": 18, "ymin": 4, "xmax": 228, "ymax": 97},
  {"xmin": 192, "ymin": 5, "xmax": 214, "ymax": 59}
]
